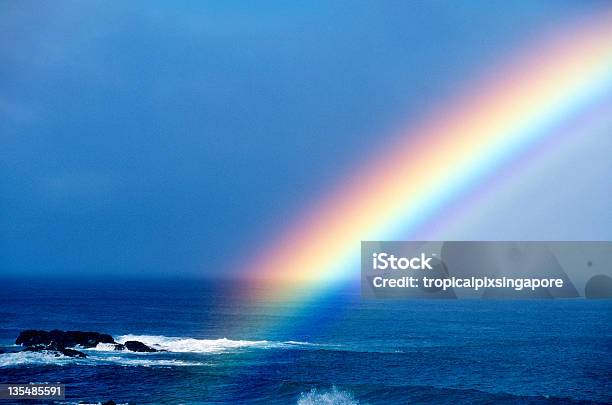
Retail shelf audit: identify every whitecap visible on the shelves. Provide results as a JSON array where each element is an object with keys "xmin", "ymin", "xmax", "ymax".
[
  {"xmin": 297, "ymin": 387, "xmax": 359, "ymax": 405},
  {"xmin": 284, "ymin": 341, "xmax": 316, "ymax": 345},
  {"xmin": 0, "ymin": 351, "xmax": 87, "ymax": 367},
  {"xmin": 89, "ymin": 343, "xmax": 118, "ymax": 351}
]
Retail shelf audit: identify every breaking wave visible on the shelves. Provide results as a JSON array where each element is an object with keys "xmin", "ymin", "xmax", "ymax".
[
  {"xmin": 297, "ymin": 387, "xmax": 359, "ymax": 405},
  {"xmin": 113, "ymin": 334, "xmax": 315, "ymax": 353}
]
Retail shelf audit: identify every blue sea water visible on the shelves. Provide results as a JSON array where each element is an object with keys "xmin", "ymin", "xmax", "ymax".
[{"xmin": 0, "ymin": 278, "xmax": 610, "ymax": 404}]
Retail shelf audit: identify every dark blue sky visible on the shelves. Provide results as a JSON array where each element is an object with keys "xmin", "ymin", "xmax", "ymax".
[{"xmin": 2, "ymin": 1, "xmax": 611, "ymax": 277}]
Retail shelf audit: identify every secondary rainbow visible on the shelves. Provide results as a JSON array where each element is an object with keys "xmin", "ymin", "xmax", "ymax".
[{"xmin": 241, "ymin": 11, "xmax": 612, "ymax": 306}]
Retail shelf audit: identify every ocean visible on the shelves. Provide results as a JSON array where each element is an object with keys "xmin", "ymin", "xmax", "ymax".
[{"xmin": 0, "ymin": 278, "xmax": 610, "ymax": 404}]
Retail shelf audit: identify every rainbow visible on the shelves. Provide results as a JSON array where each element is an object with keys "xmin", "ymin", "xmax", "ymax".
[{"xmin": 240, "ymin": 11, "xmax": 612, "ymax": 310}]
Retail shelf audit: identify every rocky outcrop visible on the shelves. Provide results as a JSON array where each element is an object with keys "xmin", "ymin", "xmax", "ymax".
[
  {"xmin": 16, "ymin": 330, "xmax": 114, "ymax": 348},
  {"xmin": 11, "ymin": 329, "xmax": 157, "ymax": 357},
  {"xmin": 124, "ymin": 340, "xmax": 158, "ymax": 352}
]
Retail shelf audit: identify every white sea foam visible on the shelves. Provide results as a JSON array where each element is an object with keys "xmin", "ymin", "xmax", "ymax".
[
  {"xmin": 0, "ymin": 351, "xmax": 85, "ymax": 367},
  {"xmin": 0, "ymin": 350, "xmax": 206, "ymax": 368},
  {"xmin": 99, "ymin": 356, "xmax": 207, "ymax": 367},
  {"xmin": 114, "ymin": 334, "xmax": 313, "ymax": 353},
  {"xmin": 297, "ymin": 387, "xmax": 359, "ymax": 405},
  {"xmin": 90, "ymin": 343, "xmax": 118, "ymax": 351}
]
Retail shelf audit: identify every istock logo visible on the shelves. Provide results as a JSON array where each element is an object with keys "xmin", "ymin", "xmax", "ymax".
[{"xmin": 372, "ymin": 252, "xmax": 433, "ymax": 270}]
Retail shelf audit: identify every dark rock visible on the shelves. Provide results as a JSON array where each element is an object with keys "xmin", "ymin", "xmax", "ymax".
[
  {"xmin": 15, "ymin": 329, "xmax": 115, "ymax": 358},
  {"xmin": 113, "ymin": 343, "xmax": 126, "ymax": 351},
  {"xmin": 60, "ymin": 348, "xmax": 87, "ymax": 358},
  {"xmin": 16, "ymin": 330, "xmax": 114, "ymax": 349},
  {"xmin": 124, "ymin": 340, "xmax": 157, "ymax": 352}
]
